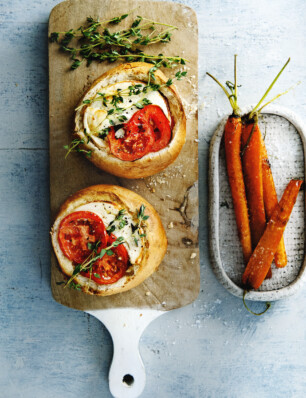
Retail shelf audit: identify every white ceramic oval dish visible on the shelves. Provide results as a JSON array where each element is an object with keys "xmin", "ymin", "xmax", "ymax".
[{"xmin": 209, "ymin": 105, "xmax": 306, "ymax": 301}]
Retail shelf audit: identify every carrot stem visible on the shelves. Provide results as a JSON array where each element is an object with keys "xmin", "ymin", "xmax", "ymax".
[
  {"xmin": 206, "ymin": 56, "xmax": 240, "ymax": 115},
  {"xmin": 250, "ymin": 58, "xmax": 290, "ymax": 119},
  {"xmin": 242, "ymin": 179, "xmax": 303, "ymax": 289}
]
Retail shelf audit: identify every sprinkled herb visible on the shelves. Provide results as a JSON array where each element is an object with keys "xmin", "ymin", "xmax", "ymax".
[
  {"xmin": 118, "ymin": 115, "xmax": 128, "ymax": 123},
  {"xmin": 107, "ymin": 209, "xmax": 126, "ymax": 232},
  {"xmin": 135, "ymin": 97, "xmax": 152, "ymax": 109},
  {"xmin": 99, "ymin": 127, "xmax": 110, "ymax": 139},
  {"xmin": 137, "ymin": 204, "xmax": 149, "ymax": 221}
]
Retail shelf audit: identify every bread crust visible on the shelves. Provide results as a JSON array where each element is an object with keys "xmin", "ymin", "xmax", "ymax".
[
  {"xmin": 74, "ymin": 62, "xmax": 186, "ymax": 179},
  {"xmin": 51, "ymin": 184, "xmax": 167, "ymax": 296}
]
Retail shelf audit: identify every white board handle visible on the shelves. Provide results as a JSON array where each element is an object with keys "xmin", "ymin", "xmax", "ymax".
[{"xmin": 87, "ymin": 309, "xmax": 164, "ymax": 398}]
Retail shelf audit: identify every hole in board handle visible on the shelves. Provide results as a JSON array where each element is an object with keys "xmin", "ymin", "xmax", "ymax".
[{"xmin": 122, "ymin": 374, "xmax": 134, "ymax": 387}]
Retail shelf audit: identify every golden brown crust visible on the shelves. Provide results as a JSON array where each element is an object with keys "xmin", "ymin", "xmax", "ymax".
[
  {"xmin": 74, "ymin": 62, "xmax": 186, "ymax": 179},
  {"xmin": 51, "ymin": 184, "xmax": 167, "ymax": 296}
]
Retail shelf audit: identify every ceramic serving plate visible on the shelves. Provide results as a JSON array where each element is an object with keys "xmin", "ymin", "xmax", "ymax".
[{"xmin": 209, "ymin": 105, "xmax": 306, "ymax": 301}]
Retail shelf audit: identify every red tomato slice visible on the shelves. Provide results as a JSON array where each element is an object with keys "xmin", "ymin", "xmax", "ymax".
[
  {"xmin": 58, "ymin": 211, "xmax": 108, "ymax": 264},
  {"xmin": 82, "ymin": 234, "xmax": 129, "ymax": 284},
  {"xmin": 108, "ymin": 113, "xmax": 155, "ymax": 161},
  {"xmin": 140, "ymin": 105, "xmax": 171, "ymax": 152},
  {"xmin": 108, "ymin": 105, "xmax": 171, "ymax": 161}
]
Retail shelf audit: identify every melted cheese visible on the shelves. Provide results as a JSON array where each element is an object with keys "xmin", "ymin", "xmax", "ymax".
[{"xmin": 83, "ymin": 81, "xmax": 170, "ymax": 139}]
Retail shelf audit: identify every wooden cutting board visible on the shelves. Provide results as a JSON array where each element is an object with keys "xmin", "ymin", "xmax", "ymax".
[{"xmin": 49, "ymin": 0, "xmax": 199, "ymax": 312}]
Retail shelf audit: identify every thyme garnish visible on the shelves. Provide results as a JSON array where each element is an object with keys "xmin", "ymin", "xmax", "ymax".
[
  {"xmin": 64, "ymin": 138, "xmax": 92, "ymax": 158},
  {"xmin": 65, "ymin": 236, "xmax": 125, "ymax": 287},
  {"xmin": 50, "ymin": 14, "xmax": 187, "ymax": 70},
  {"xmin": 107, "ymin": 208, "xmax": 126, "ymax": 233}
]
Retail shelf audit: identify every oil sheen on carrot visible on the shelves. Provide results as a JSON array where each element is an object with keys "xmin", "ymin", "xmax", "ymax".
[
  {"xmin": 241, "ymin": 122, "xmax": 266, "ymax": 248},
  {"xmin": 242, "ymin": 179, "xmax": 303, "ymax": 289},
  {"xmin": 261, "ymin": 135, "xmax": 287, "ymax": 267},
  {"xmin": 225, "ymin": 115, "xmax": 252, "ymax": 264}
]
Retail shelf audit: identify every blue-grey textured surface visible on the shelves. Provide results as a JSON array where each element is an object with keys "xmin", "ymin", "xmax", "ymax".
[{"xmin": 0, "ymin": 0, "xmax": 305, "ymax": 397}]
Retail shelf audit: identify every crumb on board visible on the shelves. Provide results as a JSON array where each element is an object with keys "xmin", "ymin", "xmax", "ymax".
[
  {"xmin": 190, "ymin": 253, "xmax": 197, "ymax": 259},
  {"xmin": 168, "ymin": 222, "xmax": 174, "ymax": 229}
]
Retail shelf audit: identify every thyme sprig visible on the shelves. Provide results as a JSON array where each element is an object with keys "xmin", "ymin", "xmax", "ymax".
[
  {"xmin": 65, "ymin": 236, "xmax": 125, "ymax": 287},
  {"xmin": 50, "ymin": 14, "xmax": 187, "ymax": 70},
  {"xmin": 64, "ymin": 138, "xmax": 92, "ymax": 158},
  {"xmin": 107, "ymin": 208, "xmax": 127, "ymax": 233},
  {"xmin": 132, "ymin": 205, "xmax": 150, "ymax": 247}
]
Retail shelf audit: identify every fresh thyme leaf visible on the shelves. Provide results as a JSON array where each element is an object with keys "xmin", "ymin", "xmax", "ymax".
[
  {"xmin": 99, "ymin": 127, "xmax": 110, "ymax": 139},
  {"xmin": 107, "ymin": 225, "xmax": 116, "ymax": 234},
  {"xmin": 135, "ymin": 97, "xmax": 152, "ymax": 109},
  {"xmin": 119, "ymin": 220, "xmax": 127, "ymax": 229},
  {"xmin": 118, "ymin": 115, "xmax": 128, "ymax": 123},
  {"xmin": 107, "ymin": 108, "xmax": 115, "ymax": 115},
  {"xmin": 71, "ymin": 59, "xmax": 82, "ymax": 69},
  {"xmin": 106, "ymin": 250, "xmax": 114, "ymax": 256},
  {"xmin": 166, "ymin": 78, "xmax": 173, "ymax": 86},
  {"xmin": 93, "ymin": 273, "xmax": 101, "ymax": 278},
  {"xmin": 83, "ymin": 99, "xmax": 92, "ymax": 104},
  {"xmin": 175, "ymin": 70, "xmax": 187, "ymax": 80},
  {"xmin": 50, "ymin": 32, "xmax": 59, "ymax": 42},
  {"xmin": 131, "ymin": 17, "xmax": 142, "ymax": 28},
  {"xmin": 106, "ymin": 209, "xmax": 127, "ymax": 232},
  {"xmin": 109, "ymin": 13, "xmax": 129, "ymax": 24},
  {"xmin": 69, "ymin": 281, "xmax": 82, "ymax": 290},
  {"xmin": 134, "ymin": 237, "xmax": 139, "ymax": 246}
]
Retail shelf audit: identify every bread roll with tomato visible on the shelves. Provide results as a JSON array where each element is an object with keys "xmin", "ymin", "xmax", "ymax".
[
  {"xmin": 74, "ymin": 62, "xmax": 186, "ymax": 179},
  {"xmin": 51, "ymin": 185, "xmax": 167, "ymax": 296}
]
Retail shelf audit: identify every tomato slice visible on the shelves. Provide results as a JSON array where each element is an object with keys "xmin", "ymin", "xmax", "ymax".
[
  {"xmin": 108, "ymin": 105, "xmax": 171, "ymax": 161},
  {"xmin": 108, "ymin": 114, "xmax": 155, "ymax": 161},
  {"xmin": 140, "ymin": 105, "xmax": 171, "ymax": 152},
  {"xmin": 58, "ymin": 211, "xmax": 108, "ymax": 264},
  {"xmin": 81, "ymin": 234, "xmax": 129, "ymax": 284}
]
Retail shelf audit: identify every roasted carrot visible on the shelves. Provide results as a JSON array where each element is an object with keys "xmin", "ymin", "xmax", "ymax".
[
  {"xmin": 207, "ymin": 56, "xmax": 252, "ymax": 263},
  {"xmin": 242, "ymin": 179, "xmax": 303, "ymax": 289},
  {"xmin": 242, "ymin": 58, "xmax": 292, "ymax": 276},
  {"xmin": 241, "ymin": 120, "xmax": 266, "ymax": 248},
  {"xmin": 261, "ymin": 135, "xmax": 287, "ymax": 267},
  {"xmin": 225, "ymin": 116, "xmax": 252, "ymax": 263}
]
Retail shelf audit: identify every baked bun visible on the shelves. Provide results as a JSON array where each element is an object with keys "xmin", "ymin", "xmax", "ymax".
[
  {"xmin": 74, "ymin": 62, "xmax": 186, "ymax": 179},
  {"xmin": 51, "ymin": 185, "xmax": 167, "ymax": 296}
]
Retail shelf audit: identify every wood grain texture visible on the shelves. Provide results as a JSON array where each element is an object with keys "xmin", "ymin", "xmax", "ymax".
[
  {"xmin": 1, "ymin": 0, "xmax": 306, "ymax": 397},
  {"xmin": 49, "ymin": 0, "xmax": 200, "ymax": 311}
]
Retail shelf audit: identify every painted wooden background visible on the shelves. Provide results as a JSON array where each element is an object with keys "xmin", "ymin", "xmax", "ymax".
[{"xmin": 0, "ymin": 0, "xmax": 305, "ymax": 397}]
